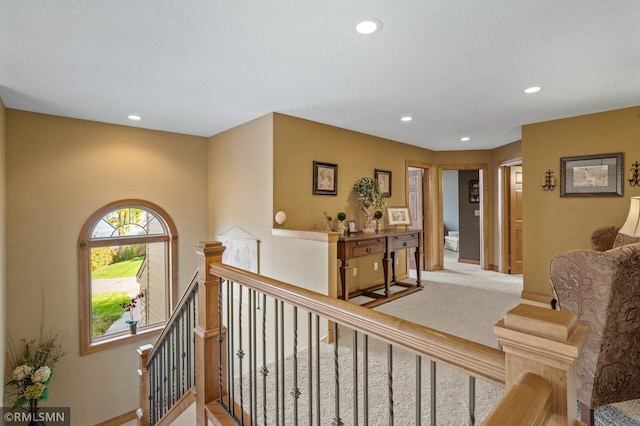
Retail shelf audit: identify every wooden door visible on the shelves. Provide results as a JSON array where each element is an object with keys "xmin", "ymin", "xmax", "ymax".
[
  {"xmin": 509, "ymin": 166, "xmax": 524, "ymax": 274},
  {"xmin": 408, "ymin": 169, "xmax": 424, "ymax": 270}
]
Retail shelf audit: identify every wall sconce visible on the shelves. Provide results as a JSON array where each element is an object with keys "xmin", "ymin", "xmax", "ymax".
[
  {"xmin": 629, "ymin": 161, "xmax": 640, "ymax": 187},
  {"xmin": 542, "ymin": 169, "xmax": 555, "ymax": 191}
]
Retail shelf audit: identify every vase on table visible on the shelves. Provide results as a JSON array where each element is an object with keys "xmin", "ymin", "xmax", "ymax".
[
  {"xmin": 28, "ymin": 399, "xmax": 44, "ymax": 426},
  {"xmin": 361, "ymin": 206, "xmax": 375, "ymax": 234}
]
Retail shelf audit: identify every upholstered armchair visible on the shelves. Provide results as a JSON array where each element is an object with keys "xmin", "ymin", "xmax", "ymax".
[
  {"xmin": 549, "ymin": 242, "xmax": 640, "ymax": 425},
  {"xmin": 591, "ymin": 225, "xmax": 640, "ymax": 251}
]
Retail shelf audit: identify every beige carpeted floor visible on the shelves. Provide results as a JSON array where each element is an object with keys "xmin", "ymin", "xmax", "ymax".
[{"xmin": 359, "ymin": 249, "xmax": 640, "ymax": 425}]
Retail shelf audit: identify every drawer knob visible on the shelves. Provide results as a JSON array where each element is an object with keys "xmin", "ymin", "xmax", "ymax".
[
  {"xmin": 403, "ymin": 242, "xmax": 408, "ymax": 247},
  {"xmin": 367, "ymin": 247, "xmax": 372, "ymax": 253}
]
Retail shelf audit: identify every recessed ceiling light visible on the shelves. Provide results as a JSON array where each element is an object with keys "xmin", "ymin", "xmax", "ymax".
[
  {"xmin": 523, "ymin": 86, "xmax": 541, "ymax": 94},
  {"xmin": 128, "ymin": 115, "xmax": 142, "ymax": 121},
  {"xmin": 460, "ymin": 137, "xmax": 470, "ymax": 142},
  {"xmin": 400, "ymin": 116, "xmax": 413, "ymax": 122},
  {"xmin": 356, "ymin": 19, "xmax": 382, "ymax": 34}
]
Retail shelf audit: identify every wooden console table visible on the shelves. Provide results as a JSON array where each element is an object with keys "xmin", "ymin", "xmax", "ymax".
[{"xmin": 337, "ymin": 229, "xmax": 423, "ymax": 307}]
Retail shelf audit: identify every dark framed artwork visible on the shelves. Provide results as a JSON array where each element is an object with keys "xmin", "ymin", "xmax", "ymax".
[
  {"xmin": 313, "ymin": 161, "xmax": 338, "ymax": 195},
  {"xmin": 375, "ymin": 169, "xmax": 392, "ymax": 197},
  {"xmin": 560, "ymin": 153, "xmax": 623, "ymax": 197},
  {"xmin": 469, "ymin": 180, "xmax": 480, "ymax": 203}
]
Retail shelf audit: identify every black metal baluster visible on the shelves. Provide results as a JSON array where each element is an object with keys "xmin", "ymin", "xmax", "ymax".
[
  {"xmin": 170, "ymin": 323, "xmax": 175, "ymax": 407},
  {"xmin": 353, "ymin": 330, "xmax": 359, "ymax": 426},
  {"xmin": 274, "ymin": 298, "xmax": 280, "ymax": 426},
  {"xmin": 431, "ymin": 361, "xmax": 436, "ymax": 426},
  {"xmin": 315, "ymin": 314, "xmax": 321, "ymax": 426},
  {"xmin": 332, "ymin": 322, "xmax": 343, "ymax": 426},
  {"xmin": 261, "ymin": 294, "xmax": 268, "ymax": 426},
  {"xmin": 308, "ymin": 312, "xmax": 313, "ymax": 424},
  {"xmin": 150, "ymin": 362, "xmax": 156, "ymax": 424},
  {"xmin": 469, "ymin": 376, "xmax": 476, "ymax": 426},
  {"xmin": 252, "ymin": 290, "xmax": 258, "ymax": 426},
  {"xmin": 416, "ymin": 356, "xmax": 422, "ymax": 426},
  {"xmin": 363, "ymin": 334, "xmax": 369, "ymax": 426},
  {"xmin": 248, "ymin": 287, "xmax": 254, "ymax": 425},
  {"xmin": 160, "ymin": 345, "xmax": 165, "ymax": 418},
  {"xmin": 238, "ymin": 284, "xmax": 245, "ymax": 425},
  {"xmin": 229, "ymin": 281, "xmax": 236, "ymax": 417},
  {"xmin": 218, "ymin": 277, "xmax": 224, "ymax": 405},
  {"xmin": 191, "ymin": 289, "xmax": 197, "ymax": 389},
  {"xmin": 388, "ymin": 344, "xmax": 394, "ymax": 426},
  {"xmin": 279, "ymin": 300, "xmax": 285, "ymax": 426},
  {"xmin": 185, "ymin": 297, "xmax": 191, "ymax": 391},
  {"xmin": 292, "ymin": 306, "xmax": 300, "ymax": 426}
]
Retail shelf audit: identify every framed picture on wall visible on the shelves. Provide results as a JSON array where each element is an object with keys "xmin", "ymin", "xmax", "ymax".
[
  {"xmin": 375, "ymin": 169, "xmax": 392, "ymax": 197},
  {"xmin": 469, "ymin": 180, "xmax": 480, "ymax": 203},
  {"xmin": 560, "ymin": 152, "xmax": 623, "ymax": 197},
  {"xmin": 313, "ymin": 161, "xmax": 338, "ymax": 195}
]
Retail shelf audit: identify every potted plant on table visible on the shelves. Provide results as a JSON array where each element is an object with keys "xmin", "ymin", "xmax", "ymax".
[
  {"xmin": 121, "ymin": 292, "xmax": 144, "ymax": 334},
  {"xmin": 374, "ymin": 210, "xmax": 384, "ymax": 231},
  {"xmin": 354, "ymin": 177, "xmax": 385, "ymax": 234},
  {"xmin": 336, "ymin": 212, "xmax": 347, "ymax": 236}
]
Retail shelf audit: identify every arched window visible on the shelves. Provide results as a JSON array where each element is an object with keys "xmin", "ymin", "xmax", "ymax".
[{"xmin": 78, "ymin": 199, "xmax": 178, "ymax": 355}]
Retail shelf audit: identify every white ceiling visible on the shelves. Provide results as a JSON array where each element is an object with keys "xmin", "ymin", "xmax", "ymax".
[{"xmin": 1, "ymin": 1, "xmax": 639, "ymax": 151}]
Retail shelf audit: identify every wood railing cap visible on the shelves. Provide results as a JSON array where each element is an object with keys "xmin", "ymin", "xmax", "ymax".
[{"xmin": 503, "ymin": 304, "xmax": 578, "ymax": 342}]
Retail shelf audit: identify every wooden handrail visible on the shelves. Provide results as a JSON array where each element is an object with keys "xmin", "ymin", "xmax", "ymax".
[
  {"xmin": 145, "ymin": 269, "xmax": 199, "ymax": 366},
  {"xmin": 483, "ymin": 373, "xmax": 552, "ymax": 425},
  {"xmin": 209, "ymin": 262, "xmax": 505, "ymax": 386}
]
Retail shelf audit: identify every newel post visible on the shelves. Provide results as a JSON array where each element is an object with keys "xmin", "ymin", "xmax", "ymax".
[
  {"xmin": 493, "ymin": 304, "xmax": 587, "ymax": 426},
  {"xmin": 194, "ymin": 241, "xmax": 226, "ymax": 426},
  {"xmin": 137, "ymin": 344, "xmax": 153, "ymax": 426}
]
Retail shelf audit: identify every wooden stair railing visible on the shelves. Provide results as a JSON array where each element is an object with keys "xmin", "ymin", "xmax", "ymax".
[{"xmin": 139, "ymin": 241, "xmax": 586, "ymax": 426}]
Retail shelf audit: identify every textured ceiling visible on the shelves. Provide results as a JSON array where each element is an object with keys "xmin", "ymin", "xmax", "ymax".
[{"xmin": 1, "ymin": 1, "xmax": 639, "ymax": 150}]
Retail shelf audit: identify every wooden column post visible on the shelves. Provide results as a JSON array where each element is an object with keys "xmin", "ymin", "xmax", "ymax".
[
  {"xmin": 493, "ymin": 304, "xmax": 587, "ymax": 426},
  {"xmin": 137, "ymin": 344, "xmax": 153, "ymax": 426},
  {"xmin": 194, "ymin": 241, "xmax": 226, "ymax": 426}
]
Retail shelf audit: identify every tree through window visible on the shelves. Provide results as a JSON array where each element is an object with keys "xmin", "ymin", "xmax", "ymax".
[{"xmin": 78, "ymin": 200, "xmax": 178, "ymax": 355}]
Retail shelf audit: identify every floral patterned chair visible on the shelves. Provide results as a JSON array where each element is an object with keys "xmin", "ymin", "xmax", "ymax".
[
  {"xmin": 549, "ymin": 242, "xmax": 640, "ymax": 426},
  {"xmin": 590, "ymin": 225, "xmax": 640, "ymax": 251}
]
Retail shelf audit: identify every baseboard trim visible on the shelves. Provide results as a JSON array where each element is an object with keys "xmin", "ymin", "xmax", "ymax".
[
  {"xmin": 458, "ymin": 258, "xmax": 480, "ymax": 265},
  {"xmin": 95, "ymin": 409, "xmax": 137, "ymax": 426}
]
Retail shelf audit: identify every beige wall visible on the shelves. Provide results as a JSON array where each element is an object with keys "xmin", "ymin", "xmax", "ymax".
[
  {"xmin": 273, "ymin": 113, "xmax": 436, "ymax": 287},
  {"xmin": 0, "ymin": 98, "xmax": 6, "ymax": 397},
  {"xmin": 522, "ymin": 106, "xmax": 640, "ymax": 300},
  {"xmin": 5, "ymin": 110, "xmax": 208, "ymax": 424}
]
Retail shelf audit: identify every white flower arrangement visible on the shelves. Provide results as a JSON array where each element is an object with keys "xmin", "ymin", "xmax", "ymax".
[{"xmin": 6, "ymin": 331, "xmax": 66, "ymax": 409}]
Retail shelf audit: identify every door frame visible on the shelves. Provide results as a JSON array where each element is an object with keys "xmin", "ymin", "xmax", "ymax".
[
  {"xmin": 405, "ymin": 161, "xmax": 433, "ymax": 271},
  {"xmin": 437, "ymin": 164, "xmax": 489, "ymax": 270},
  {"xmin": 499, "ymin": 159, "xmax": 523, "ymax": 273}
]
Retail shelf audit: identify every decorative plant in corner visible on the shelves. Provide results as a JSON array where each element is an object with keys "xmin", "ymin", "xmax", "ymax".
[
  {"xmin": 354, "ymin": 177, "xmax": 385, "ymax": 233},
  {"xmin": 121, "ymin": 292, "xmax": 145, "ymax": 335},
  {"xmin": 6, "ymin": 310, "xmax": 67, "ymax": 420}
]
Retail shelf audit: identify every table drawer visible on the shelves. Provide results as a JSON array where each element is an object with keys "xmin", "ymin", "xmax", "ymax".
[
  {"xmin": 351, "ymin": 238, "xmax": 386, "ymax": 257},
  {"xmin": 389, "ymin": 233, "xmax": 419, "ymax": 250}
]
